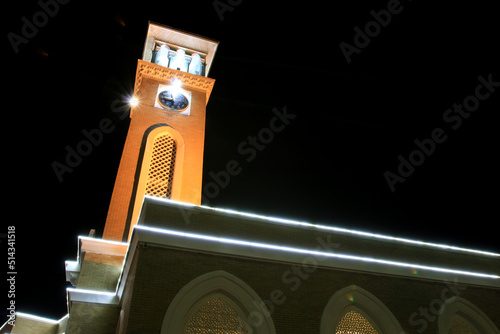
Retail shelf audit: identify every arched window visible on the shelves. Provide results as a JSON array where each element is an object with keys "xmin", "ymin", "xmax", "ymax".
[
  {"xmin": 161, "ymin": 270, "xmax": 275, "ymax": 334},
  {"xmin": 321, "ymin": 285, "xmax": 403, "ymax": 334},
  {"xmin": 185, "ymin": 294, "xmax": 249, "ymax": 334},
  {"xmin": 127, "ymin": 125, "xmax": 185, "ymax": 240},
  {"xmin": 335, "ymin": 309, "xmax": 379, "ymax": 334},
  {"xmin": 144, "ymin": 132, "xmax": 177, "ymax": 199},
  {"xmin": 439, "ymin": 297, "xmax": 499, "ymax": 334},
  {"xmin": 448, "ymin": 314, "xmax": 479, "ymax": 334}
]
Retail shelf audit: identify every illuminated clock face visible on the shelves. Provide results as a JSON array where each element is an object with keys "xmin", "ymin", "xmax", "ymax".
[{"xmin": 157, "ymin": 90, "xmax": 189, "ymax": 112}]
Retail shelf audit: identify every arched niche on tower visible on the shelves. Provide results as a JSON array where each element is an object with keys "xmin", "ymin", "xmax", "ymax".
[{"xmin": 127, "ymin": 124, "xmax": 185, "ymax": 240}]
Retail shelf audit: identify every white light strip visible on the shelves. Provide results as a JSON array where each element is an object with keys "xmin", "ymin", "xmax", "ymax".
[
  {"xmin": 67, "ymin": 288, "xmax": 117, "ymax": 297},
  {"xmin": 78, "ymin": 236, "xmax": 129, "ymax": 246},
  {"xmin": 66, "ymin": 288, "xmax": 119, "ymax": 306},
  {"xmin": 14, "ymin": 312, "xmax": 64, "ymax": 324},
  {"xmin": 146, "ymin": 196, "xmax": 500, "ymax": 257},
  {"xmin": 134, "ymin": 225, "xmax": 500, "ymax": 280},
  {"xmin": 65, "ymin": 260, "xmax": 79, "ymax": 270}
]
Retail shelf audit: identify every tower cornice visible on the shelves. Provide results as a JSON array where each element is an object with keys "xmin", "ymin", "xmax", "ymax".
[{"xmin": 135, "ymin": 59, "xmax": 216, "ymax": 104}]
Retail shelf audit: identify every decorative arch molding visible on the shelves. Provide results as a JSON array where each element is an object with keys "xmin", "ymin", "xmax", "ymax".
[
  {"xmin": 139, "ymin": 125, "xmax": 186, "ymax": 201},
  {"xmin": 439, "ymin": 297, "xmax": 500, "ymax": 334},
  {"xmin": 320, "ymin": 285, "xmax": 404, "ymax": 334},
  {"xmin": 161, "ymin": 270, "xmax": 276, "ymax": 334},
  {"xmin": 125, "ymin": 124, "xmax": 185, "ymax": 241}
]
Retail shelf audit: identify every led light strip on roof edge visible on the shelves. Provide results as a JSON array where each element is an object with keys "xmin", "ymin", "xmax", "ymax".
[
  {"xmin": 144, "ymin": 196, "xmax": 500, "ymax": 257},
  {"xmin": 67, "ymin": 288, "xmax": 117, "ymax": 297},
  {"xmin": 12, "ymin": 312, "xmax": 68, "ymax": 324},
  {"xmin": 66, "ymin": 288, "xmax": 119, "ymax": 307},
  {"xmin": 133, "ymin": 225, "xmax": 500, "ymax": 280},
  {"xmin": 78, "ymin": 236, "xmax": 129, "ymax": 246}
]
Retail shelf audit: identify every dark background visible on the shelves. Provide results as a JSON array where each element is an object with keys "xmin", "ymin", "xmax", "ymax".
[{"xmin": 4, "ymin": 0, "xmax": 499, "ymax": 322}]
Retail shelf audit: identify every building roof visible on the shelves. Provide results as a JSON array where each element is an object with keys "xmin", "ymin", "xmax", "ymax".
[{"xmin": 135, "ymin": 195, "xmax": 500, "ymax": 288}]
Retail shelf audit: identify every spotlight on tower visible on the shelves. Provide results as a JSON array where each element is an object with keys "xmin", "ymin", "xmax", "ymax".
[
  {"xmin": 128, "ymin": 96, "xmax": 139, "ymax": 107},
  {"xmin": 171, "ymin": 79, "xmax": 182, "ymax": 98}
]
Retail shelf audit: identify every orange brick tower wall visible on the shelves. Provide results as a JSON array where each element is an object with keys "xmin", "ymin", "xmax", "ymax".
[{"xmin": 103, "ymin": 60, "xmax": 215, "ymax": 241}]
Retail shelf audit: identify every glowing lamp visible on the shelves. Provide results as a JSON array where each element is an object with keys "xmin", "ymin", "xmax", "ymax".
[
  {"xmin": 128, "ymin": 96, "xmax": 139, "ymax": 107},
  {"xmin": 170, "ymin": 79, "xmax": 182, "ymax": 98}
]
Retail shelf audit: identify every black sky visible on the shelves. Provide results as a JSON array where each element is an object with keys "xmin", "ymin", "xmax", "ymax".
[{"xmin": 4, "ymin": 0, "xmax": 499, "ymax": 321}]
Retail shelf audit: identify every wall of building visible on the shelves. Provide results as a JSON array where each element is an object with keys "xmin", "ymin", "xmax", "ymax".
[
  {"xmin": 103, "ymin": 64, "xmax": 212, "ymax": 241},
  {"xmin": 125, "ymin": 245, "xmax": 500, "ymax": 333},
  {"xmin": 65, "ymin": 303, "xmax": 119, "ymax": 333},
  {"xmin": 77, "ymin": 252, "xmax": 124, "ymax": 292},
  {"xmin": 9, "ymin": 317, "xmax": 60, "ymax": 334}
]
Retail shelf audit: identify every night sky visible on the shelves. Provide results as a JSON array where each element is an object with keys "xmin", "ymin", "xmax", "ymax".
[{"xmin": 4, "ymin": 0, "xmax": 499, "ymax": 322}]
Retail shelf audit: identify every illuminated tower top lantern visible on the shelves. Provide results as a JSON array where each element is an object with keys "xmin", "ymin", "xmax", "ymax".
[
  {"xmin": 143, "ymin": 22, "xmax": 218, "ymax": 76},
  {"xmin": 103, "ymin": 22, "xmax": 219, "ymax": 241}
]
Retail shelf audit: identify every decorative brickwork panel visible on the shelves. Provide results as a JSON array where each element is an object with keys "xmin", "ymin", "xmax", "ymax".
[
  {"xmin": 448, "ymin": 316, "xmax": 478, "ymax": 334},
  {"xmin": 185, "ymin": 297, "xmax": 248, "ymax": 334},
  {"xmin": 145, "ymin": 134, "xmax": 176, "ymax": 199},
  {"xmin": 335, "ymin": 310, "xmax": 378, "ymax": 334},
  {"xmin": 76, "ymin": 260, "xmax": 122, "ymax": 292},
  {"xmin": 135, "ymin": 60, "xmax": 215, "ymax": 102}
]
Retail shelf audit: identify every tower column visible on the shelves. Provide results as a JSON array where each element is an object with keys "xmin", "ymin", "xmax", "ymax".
[{"xmin": 102, "ymin": 23, "xmax": 218, "ymax": 241}]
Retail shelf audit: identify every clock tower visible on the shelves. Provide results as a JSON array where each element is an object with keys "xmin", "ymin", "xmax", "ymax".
[{"xmin": 103, "ymin": 22, "xmax": 218, "ymax": 241}]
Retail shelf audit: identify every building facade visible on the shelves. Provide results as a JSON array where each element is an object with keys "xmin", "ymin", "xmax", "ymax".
[{"xmin": 2, "ymin": 22, "xmax": 499, "ymax": 334}]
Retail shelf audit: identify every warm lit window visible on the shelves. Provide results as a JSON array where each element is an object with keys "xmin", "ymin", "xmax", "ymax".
[
  {"xmin": 145, "ymin": 133, "xmax": 176, "ymax": 198},
  {"xmin": 161, "ymin": 271, "xmax": 276, "ymax": 334},
  {"xmin": 321, "ymin": 286, "xmax": 404, "ymax": 333},
  {"xmin": 438, "ymin": 297, "xmax": 499, "ymax": 334},
  {"xmin": 448, "ymin": 316, "xmax": 479, "ymax": 334},
  {"xmin": 185, "ymin": 297, "xmax": 249, "ymax": 334},
  {"xmin": 335, "ymin": 310, "xmax": 379, "ymax": 334}
]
